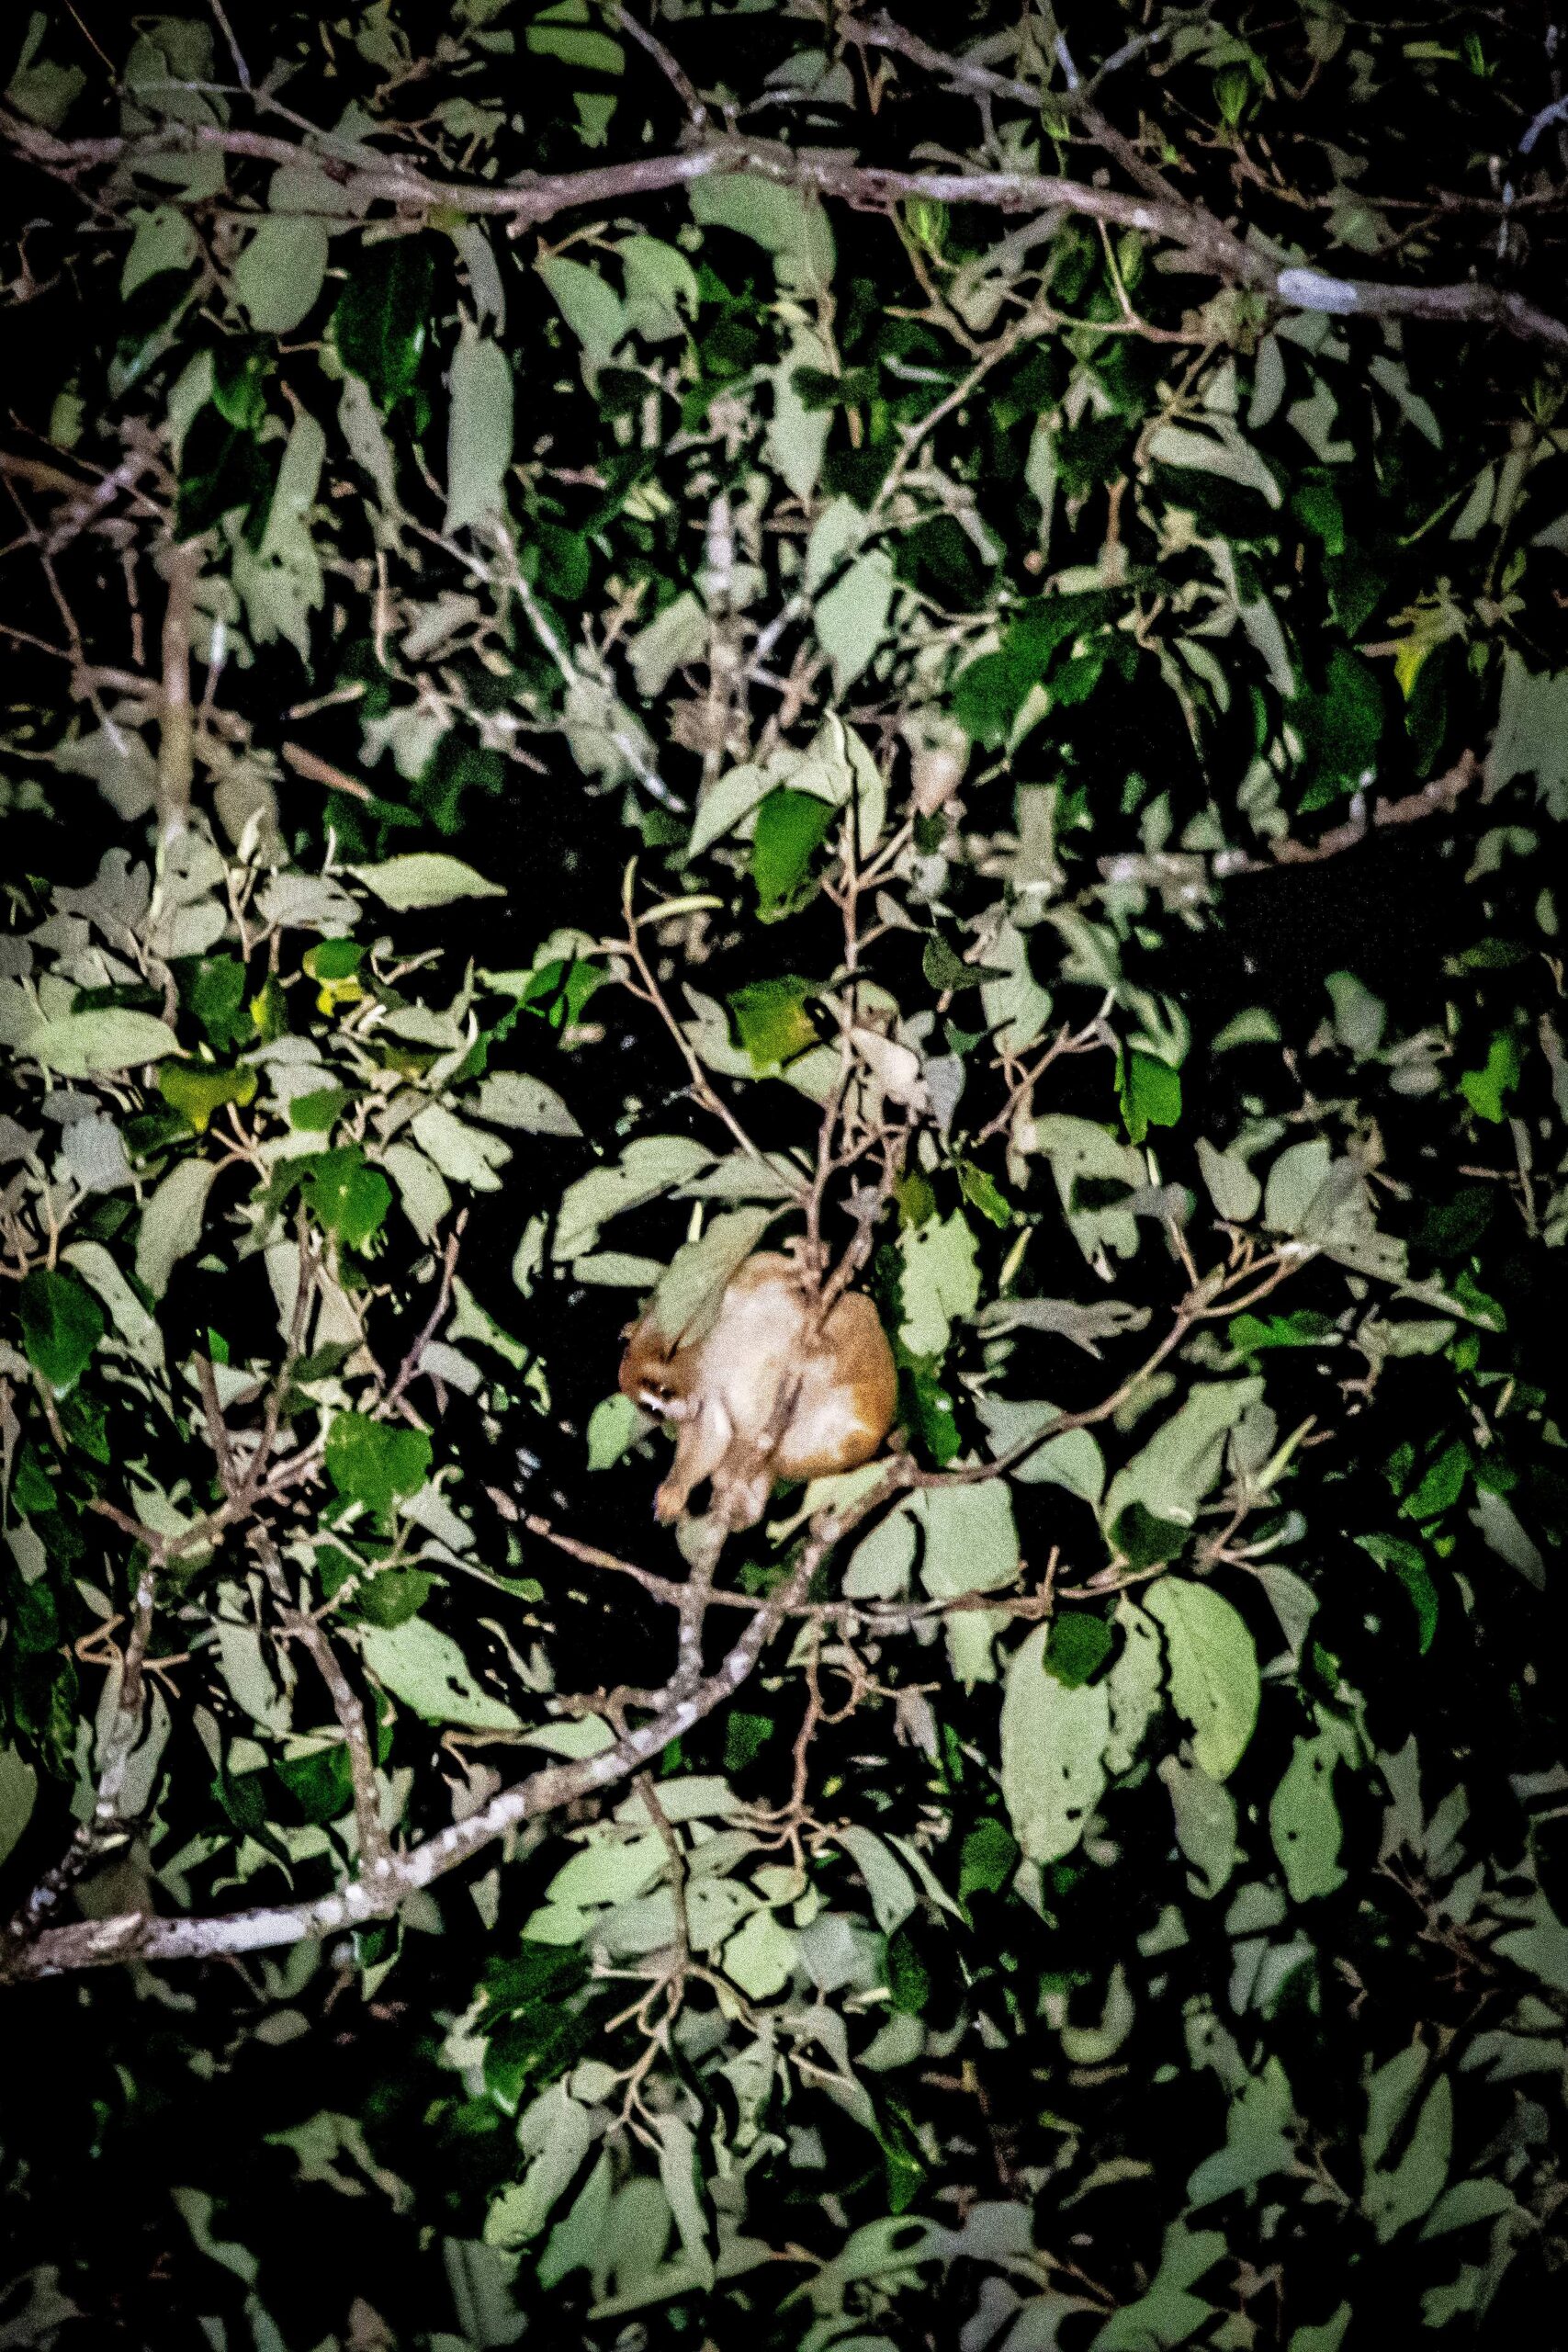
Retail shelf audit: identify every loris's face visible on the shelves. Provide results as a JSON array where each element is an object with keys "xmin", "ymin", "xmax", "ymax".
[{"xmin": 633, "ymin": 1367, "xmax": 678, "ymax": 1415}]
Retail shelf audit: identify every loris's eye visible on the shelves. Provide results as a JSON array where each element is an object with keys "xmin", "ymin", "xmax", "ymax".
[{"xmin": 637, "ymin": 1382, "xmax": 671, "ymax": 1414}]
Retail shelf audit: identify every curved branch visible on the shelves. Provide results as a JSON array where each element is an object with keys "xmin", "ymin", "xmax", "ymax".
[{"xmin": 0, "ymin": 1485, "xmax": 884, "ymax": 1981}]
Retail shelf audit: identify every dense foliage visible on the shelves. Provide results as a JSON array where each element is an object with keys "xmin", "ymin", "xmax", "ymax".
[{"xmin": 3, "ymin": 3, "xmax": 1568, "ymax": 2345}]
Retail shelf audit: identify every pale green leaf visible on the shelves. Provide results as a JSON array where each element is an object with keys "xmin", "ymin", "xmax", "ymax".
[
  {"xmin": 381, "ymin": 1143, "xmax": 453, "ymax": 1244},
  {"xmin": 444, "ymin": 324, "xmax": 513, "ymax": 536},
  {"xmin": 537, "ymin": 254, "xmax": 627, "ymax": 384},
  {"xmin": 1000, "ymin": 1622, "xmax": 1110, "ymax": 1864},
  {"xmin": 834, "ymin": 1826, "xmax": 918, "ymax": 1933},
  {"xmin": 814, "ymin": 549, "xmax": 894, "ymax": 692},
  {"xmin": 1160, "ymin": 1752, "xmax": 1238, "ymax": 1898},
  {"xmin": 487, "ymin": 2086, "xmax": 592, "ymax": 2246},
  {"xmin": 617, "ymin": 236, "xmax": 699, "ymax": 342},
  {"xmin": 980, "ymin": 917, "xmax": 1051, "ymax": 1055},
  {"xmin": 0, "ymin": 1747, "xmax": 38, "ymax": 1871},
  {"xmin": 555, "ymin": 1136, "xmax": 716, "ymax": 1260},
  {"xmin": 122, "ymin": 204, "xmax": 197, "ymax": 298},
  {"xmin": 1103, "ymin": 1379, "xmax": 1264, "ymax": 1532},
  {"xmin": 1263, "ymin": 1137, "xmax": 1333, "ymax": 1235},
  {"xmin": 1147, "ymin": 420, "xmax": 1281, "ymax": 506},
  {"xmin": 1362, "ymin": 2061, "xmax": 1451, "ymax": 2243},
  {"xmin": 233, "ymin": 215, "xmax": 329, "ymax": 334},
  {"xmin": 1105, "ymin": 1598, "xmax": 1163, "ymax": 1774},
  {"xmin": 411, "ymin": 1105, "xmax": 512, "ymax": 1191},
  {"xmin": 135, "ymin": 1157, "xmax": 218, "ymax": 1300},
  {"xmin": 690, "ymin": 174, "xmax": 835, "ymax": 295},
  {"xmin": 472, "ymin": 1070, "xmax": 581, "ymax": 1137},
  {"xmin": 61, "ymin": 1239, "xmax": 164, "ymax": 1373},
  {"xmin": 626, "ymin": 590, "xmax": 706, "ymax": 698},
  {"xmin": 25, "ymin": 1008, "xmax": 179, "ymax": 1078},
  {"xmin": 767, "ymin": 328, "xmax": 832, "ymax": 499},
  {"xmin": 1270, "ymin": 1730, "xmax": 1347, "ymax": 1901},
  {"xmin": 644, "ymin": 1205, "xmax": 777, "ymax": 1346},
  {"xmin": 722, "ymin": 1906, "xmax": 796, "ymax": 1999},
  {"xmin": 359, "ymin": 1617, "xmax": 524, "ymax": 1732},
  {"xmin": 586, "ymin": 1392, "xmax": 652, "ymax": 1471},
  {"xmin": 975, "ymin": 1396, "xmax": 1106, "ymax": 1503},
  {"xmin": 897, "ymin": 1207, "xmax": 979, "ymax": 1356},
  {"xmin": 352, "ymin": 854, "xmax": 503, "ymax": 909},
  {"xmin": 1187, "ymin": 2060, "xmax": 1296, "ymax": 2206},
  {"xmin": 1145, "ymin": 1576, "xmax": 1259, "ymax": 1781},
  {"xmin": 1195, "ymin": 1137, "xmax": 1261, "ymax": 1223}
]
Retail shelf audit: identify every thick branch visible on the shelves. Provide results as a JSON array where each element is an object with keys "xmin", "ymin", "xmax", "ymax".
[
  {"xmin": 0, "ymin": 1500, "xmax": 857, "ymax": 1981},
  {"xmin": 6, "ymin": 111, "xmax": 1564, "ymax": 353},
  {"xmin": 1098, "ymin": 750, "xmax": 1479, "ymax": 894}
]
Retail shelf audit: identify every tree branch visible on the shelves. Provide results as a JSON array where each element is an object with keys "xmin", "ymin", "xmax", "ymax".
[
  {"xmin": 6, "ymin": 111, "xmax": 1564, "ymax": 353},
  {"xmin": 0, "ymin": 1486, "xmax": 884, "ymax": 1980}
]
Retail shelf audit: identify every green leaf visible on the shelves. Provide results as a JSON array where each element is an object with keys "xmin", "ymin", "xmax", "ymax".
[
  {"xmin": 814, "ymin": 548, "xmax": 894, "ymax": 691},
  {"xmin": 333, "ymin": 237, "xmax": 434, "ymax": 411},
  {"xmin": 723, "ymin": 1711, "xmax": 774, "ymax": 1773},
  {"xmin": 359, "ymin": 1616, "xmax": 523, "ymax": 1733},
  {"xmin": 18, "ymin": 1266, "xmax": 105, "ymax": 1393},
  {"xmin": 897, "ymin": 1207, "xmax": 979, "ymax": 1357},
  {"xmin": 157, "ymin": 1060, "xmax": 258, "ymax": 1134},
  {"xmin": 900, "ymin": 1357, "xmax": 961, "ymax": 1466},
  {"xmin": 174, "ymin": 954, "xmax": 249, "ymax": 1050},
  {"xmin": 750, "ymin": 788, "xmax": 836, "ymax": 922},
  {"xmin": 325, "ymin": 1412, "xmax": 433, "ymax": 1519},
  {"xmin": 958, "ymin": 1816, "xmax": 1019, "ymax": 1905},
  {"xmin": 444, "ymin": 323, "xmax": 513, "ymax": 536},
  {"xmin": 1401, "ymin": 1438, "xmax": 1469, "ymax": 1524},
  {"xmin": 1160, "ymin": 1754, "xmax": 1237, "ymax": 1899},
  {"xmin": 1356, "ymin": 1532, "xmax": 1438, "ymax": 1650},
  {"xmin": 728, "ymin": 975, "xmax": 819, "ymax": 1071},
  {"xmin": 299, "ymin": 1148, "xmax": 391, "ymax": 1250},
  {"xmin": 526, "ymin": 19, "xmax": 625, "ymax": 74},
  {"xmin": 0, "ymin": 1747, "xmax": 39, "ymax": 1871},
  {"xmin": 288, "ymin": 1085, "xmax": 355, "ymax": 1134},
  {"xmin": 1145, "ymin": 1577, "xmax": 1260, "ymax": 1781},
  {"xmin": 1117, "ymin": 1050, "xmax": 1182, "ymax": 1144},
  {"xmin": 24, "ymin": 1008, "xmax": 179, "ymax": 1078},
  {"xmin": 1229, "ymin": 1309, "xmax": 1338, "ymax": 1355},
  {"xmin": 1269, "ymin": 1731, "xmax": 1347, "ymax": 1901},
  {"xmin": 352, "ymin": 854, "xmax": 503, "ymax": 909},
  {"xmin": 1000, "ymin": 1623, "xmax": 1110, "ymax": 1862},
  {"xmin": 1044, "ymin": 1611, "xmax": 1113, "ymax": 1688},
  {"xmin": 1113, "ymin": 1500, "xmax": 1190, "ymax": 1572},
  {"xmin": 233, "ymin": 215, "xmax": 329, "ymax": 335},
  {"xmin": 953, "ymin": 591, "xmax": 1111, "ymax": 748},
  {"xmin": 1457, "ymin": 1032, "xmax": 1521, "ymax": 1124},
  {"xmin": 303, "ymin": 938, "xmax": 364, "ymax": 983},
  {"xmin": 351, "ymin": 1566, "xmax": 436, "ymax": 1630},
  {"xmin": 954, "ymin": 1159, "xmax": 1012, "ymax": 1227},
  {"xmin": 1295, "ymin": 647, "xmax": 1382, "ymax": 802},
  {"xmin": 1103, "ymin": 1380, "xmax": 1264, "ymax": 1532},
  {"xmin": 886, "ymin": 1928, "xmax": 931, "ymax": 2015},
  {"xmin": 537, "ymin": 254, "xmax": 627, "ymax": 385}
]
